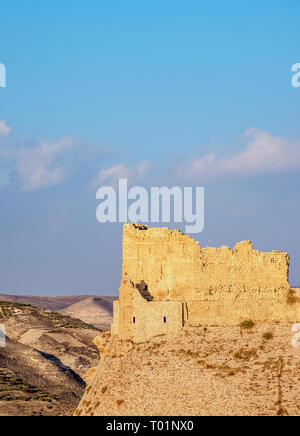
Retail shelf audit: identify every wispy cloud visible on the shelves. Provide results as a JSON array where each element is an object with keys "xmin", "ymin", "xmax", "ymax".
[
  {"xmin": 93, "ymin": 161, "xmax": 151, "ymax": 187},
  {"xmin": 0, "ymin": 120, "xmax": 11, "ymax": 137},
  {"xmin": 0, "ymin": 122, "xmax": 112, "ymax": 191},
  {"xmin": 1, "ymin": 137, "xmax": 75, "ymax": 190},
  {"xmin": 2, "ymin": 125, "xmax": 298, "ymax": 192},
  {"xmin": 177, "ymin": 128, "xmax": 300, "ymax": 181}
]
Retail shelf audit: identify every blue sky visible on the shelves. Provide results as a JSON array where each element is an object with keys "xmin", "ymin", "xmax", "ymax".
[{"xmin": 0, "ymin": 1, "xmax": 300, "ymax": 295}]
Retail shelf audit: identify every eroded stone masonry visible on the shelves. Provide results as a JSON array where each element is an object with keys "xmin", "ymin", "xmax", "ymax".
[{"xmin": 111, "ymin": 223, "xmax": 299, "ymax": 343}]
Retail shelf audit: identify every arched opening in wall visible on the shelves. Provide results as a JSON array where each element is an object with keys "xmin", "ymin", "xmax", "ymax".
[{"xmin": 163, "ymin": 316, "xmax": 167, "ymax": 323}]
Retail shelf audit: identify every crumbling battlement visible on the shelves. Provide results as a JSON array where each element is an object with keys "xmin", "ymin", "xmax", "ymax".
[
  {"xmin": 111, "ymin": 224, "xmax": 299, "ymax": 342},
  {"xmin": 122, "ymin": 224, "xmax": 290, "ymax": 296}
]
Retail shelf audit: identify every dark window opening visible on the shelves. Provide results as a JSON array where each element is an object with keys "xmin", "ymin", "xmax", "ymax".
[
  {"xmin": 163, "ymin": 316, "xmax": 167, "ymax": 323},
  {"xmin": 133, "ymin": 317, "xmax": 136, "ymax": 324}
]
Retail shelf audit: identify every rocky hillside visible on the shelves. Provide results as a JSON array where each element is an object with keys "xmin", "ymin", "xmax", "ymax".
[
  {"xmin": 0, "ymin": 301, "xmax": 101, "ymax": 416},
  {"xmin": 75, "ymin": 322, "xmax": 300, "ymax": 416},
  {"xmin": 0, "ymin": 294, "xmax": 116, "ymax": 330}
]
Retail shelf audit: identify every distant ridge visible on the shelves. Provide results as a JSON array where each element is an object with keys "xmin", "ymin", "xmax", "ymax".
[
  {"xmin": 60, "ymin": 297, "xmax": 114, "ymax": 330},
  {"xmin": 0, "ymin": 294, "xmax": 116, "ymax": 329},
  {"xmin": 0, "ymin": 294, "xmax": 115, "ymax": 310}
]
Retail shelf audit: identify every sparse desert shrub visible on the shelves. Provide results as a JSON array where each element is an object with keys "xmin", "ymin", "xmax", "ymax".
[
  {"xmin": 116, "ymin": 399, "xmax": 124, "ymax": 406},
  {"xmin": 239, "ymin": 320, "xmax": 255, "ymax": 329},
  {"xmin": 83, "ymin": 400, "xmax": 91, "ymax": 407},
  {"xmin": 58, "ymin": 320, "xmax": 98, "ymax": 331},
  {"xmin": 276, "ymin": 406, "xmax": 288, "ymax": 416},
  {"xmin": 287, "ymin": 290, "xmax": 296, "ymax": 305},
  {"xmin": 234, "ymin": 348, "xmax": 258, "ymax": 361},
  {"xmin": 0, "ymin": 370, "xmax": 56, "ymax": 403},
  {"xmin": 203, "ymin": 363, "xmax": 217, "ymax": 370},
  {"xmin": 263, "ymin": 332, "xmax": 273, "ymax": 340},
  {"xmin": 101, "ymin": 386, "xmax": 107, "ymax": 394},
  {"xmin": 186, "ymin": 350, "xmax": 199, "ymax": 359},
  {"xmin": 214, "ymin": 364, "xmax": 238, "ymax": 377}
]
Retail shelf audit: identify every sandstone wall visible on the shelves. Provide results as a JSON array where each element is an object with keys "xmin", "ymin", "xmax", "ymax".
[
  {"xmin": 112, "ymin": 282, "xmax": 184, "ymax": 342},
  {"xmin": 132, "ymin": 290, "xmax": 183, "ymax": 343},
  {"xmin": 111, "ymin": 277, "xmax": 134, "ymax": 341},
  {"xmin": 112, "ymin": 224, "xmax": 298, "ymax": 341},
  {"xmin": 122, "ymin": 224, "xmax": 290, "ymax": 299},
  {"xmin": 186, "ymin": 298, "xmax": 298, "ymax": 325}
]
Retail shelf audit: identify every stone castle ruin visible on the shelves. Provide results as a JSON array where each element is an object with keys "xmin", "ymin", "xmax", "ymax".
[{"xmin": 111, "ymin": 223, "xmax": 300, "ymax": 343}]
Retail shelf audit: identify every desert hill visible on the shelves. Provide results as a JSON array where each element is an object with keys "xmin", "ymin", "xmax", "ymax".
[
  {"xmin": 0, "ymin": 294, "xmax": 116, "ymax": 330},
  {"xmin": 60, "ymin": 297, "xmax": 114, "ymax": 330},
  {"xmin": 0, "ymin": 293, "xmax": 116, "ymax": 311},
  {"xmin": 75, "ymin": 322, "xmax": 300, "ymax": 416},
  {"xmin": 0, "ymin": 301, "xmax": 101, "ymax": 416}
]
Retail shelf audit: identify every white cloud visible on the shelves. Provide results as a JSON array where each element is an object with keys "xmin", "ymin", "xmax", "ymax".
[
  {"xmin": 177, "ymin": 128, "xmax": 300, "ymax": 181},
  {"xmin": 92, "ymin": 128, "xmax": 300, "ymax": 188},
  {"xmin": 0, "ymin": 124, "xmax": 111, "ymax": 191},
  {"xmin": 2, "ymin": 137, "xmax": 75, "ymax": 190},
  {"xmin": 0, "ymin": 120, "xmax": 11, "ymax": 137},
  {"xmin": 93, "ymin": 161, "xmax": 151, "ymax": 187}
]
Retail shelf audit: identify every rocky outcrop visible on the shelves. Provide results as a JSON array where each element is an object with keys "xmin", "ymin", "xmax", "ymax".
[{"xmin": 74, "ymin": 323, "xmax": 300, "ymax": 416}]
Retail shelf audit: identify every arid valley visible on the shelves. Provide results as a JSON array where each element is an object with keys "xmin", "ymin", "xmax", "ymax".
[{"xmin": 0, "ymin": 294, "xmax": 115, "ymax": 415}]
